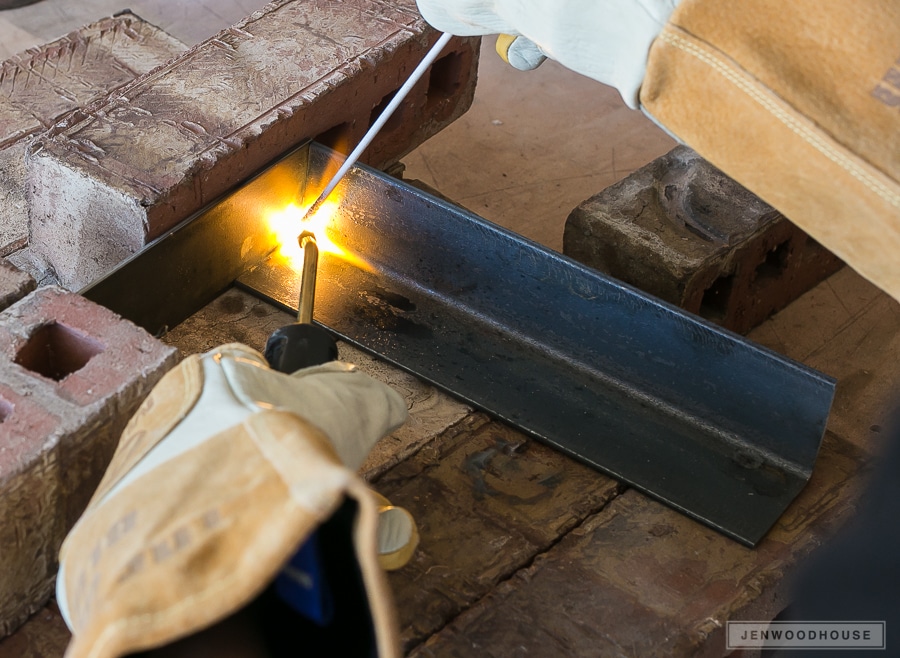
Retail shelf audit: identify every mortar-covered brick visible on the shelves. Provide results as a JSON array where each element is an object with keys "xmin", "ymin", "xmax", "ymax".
[
  {"xmin": 563, "ymin": 146, "xmax": 843, "ymax": 334},
  {"xmin": 0, "ymin": 287, "xmax": 178, "ymax": 638},
  {"xmin": 28, "ymin": 0, "xmax": 479, "ymax": 290},
  {"xmin": 0, "ymin": 258, "xmax": 34, "ymax": 312},
  {"xmin": 0, "ymin": 12, "xmax": 186, "ymax": 256},
  {"xmin": 0, "ymin": 382, "xmax": 63, "ymax": 640}
]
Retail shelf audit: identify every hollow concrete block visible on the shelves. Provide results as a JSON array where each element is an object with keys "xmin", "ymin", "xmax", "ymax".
[{"xmin": 563, "ymin": 146, "xmax": 844, "ymax": 334}]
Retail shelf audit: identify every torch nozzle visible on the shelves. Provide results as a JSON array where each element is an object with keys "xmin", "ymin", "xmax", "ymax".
[
  {"xmin": 264, "ymin": 229, "xmax": 337, "ymax": 372},
  {"xmin": 297, "ymin": 230, "xmax": 318, "ymax": 324}
]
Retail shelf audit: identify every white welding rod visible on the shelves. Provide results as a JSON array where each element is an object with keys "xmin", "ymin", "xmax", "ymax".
[{"xmin": 300, "ymin": 32, "xmax": 453, "ymax": 221}]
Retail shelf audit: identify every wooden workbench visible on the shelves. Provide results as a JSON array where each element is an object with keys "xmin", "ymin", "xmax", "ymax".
[{"xmin": 3, "ymin": 265, "xmax": 896, "ymax": 657}]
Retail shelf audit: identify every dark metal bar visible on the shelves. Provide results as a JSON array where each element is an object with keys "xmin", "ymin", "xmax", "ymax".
[
  {"xmin": 82, "ymin": 141, "xmax": 835, "ymax": 546},
  {"xmin": 238, "ymin": 144, "xmax": 835, "ymax": 546}
]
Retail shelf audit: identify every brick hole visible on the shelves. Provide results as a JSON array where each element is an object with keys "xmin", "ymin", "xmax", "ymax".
[
  {"xmin": 313, "ymin": 122, "xmax": 352, "ymax": 154},
  {"xmin": 699, "ymin": 273, "xmax": 734, "ymax": 322},
  {"xmin": 15, "ymin": 322, "xmax": 105, "ymax": 382},
  {"xmin": 0, "ymin": 397, "xmax": 12, "ymax": 423},
  {"xmin": 754, "ymin": 239, "xmax": 791, "ymax": 281},
  {"xmin": 426, "ymin": 51, "xmax": 463, "ymax": 109},
  {"xmin": 370, "ymin": 88, "xmax": 405, "ymax": 133}
]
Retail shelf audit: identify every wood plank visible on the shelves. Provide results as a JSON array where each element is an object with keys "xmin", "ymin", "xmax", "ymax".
[
  {"xmin": 402, "ymin": 40, "xmax": 676, "ymax": 253},
  {"xmin": 374, "ymin": 414, "xmax": 623, "ymax": 652},
  {"xmin": 0, "ymin": 603, "xmax": 68, "ymax": 658},
  {"xmin": 748, "ymin": 271, "xmax": 900, "ymax": 455},
  {"xmin": 805, "ymin": 294, "xmax": 900, "ymax": 455},
  {"xmin": 412, "ymin": 431, "xmax": 865, "ymax": 657}
]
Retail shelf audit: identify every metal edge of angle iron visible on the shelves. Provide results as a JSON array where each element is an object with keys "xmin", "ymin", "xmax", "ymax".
[
  {"xmin": 81, "ymin": 141, "xmax": 312, "ymax": 334},
  {"xmin": 236, "ymin": 143, "xmax": 837, "ymax": 547}
]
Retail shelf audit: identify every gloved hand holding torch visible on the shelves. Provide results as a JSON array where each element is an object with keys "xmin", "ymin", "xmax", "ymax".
[
  {"xmin": 413, "ymin": 0, "xmax": 900, "ymax": 649},
  {"xmin": 57, "ymin": 343, "xmax": 411, "ymax": 658},
  {"xmin": 414, "ymin": 0, "xmax": 900, "ymax": 306}
]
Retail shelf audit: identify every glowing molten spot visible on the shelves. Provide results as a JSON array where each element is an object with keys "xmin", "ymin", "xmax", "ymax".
[
  {"xmin": 267, "ymin": 197, "xmax": 340, "ymax": 270},
  {"xmin": 265, "ymin": 139, "xmax": 372, "ymax": 275}
]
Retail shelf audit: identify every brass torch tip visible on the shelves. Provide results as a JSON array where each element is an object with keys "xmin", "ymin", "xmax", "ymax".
[
  {"xmin": 298, "ymin": 230, "xmax": 316, "ymax": 249},
  {"xmin": 297, "ymin": 231, "xmax": 319, "ymax": 325}
]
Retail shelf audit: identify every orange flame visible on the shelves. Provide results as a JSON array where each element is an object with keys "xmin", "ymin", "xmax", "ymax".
[
  {"xmin": 267, "ymin": 198, "xmax": 341, "ymax": 270},
  {"xmin": 265, "ymin": 135, "xmax": 370, "ymax": 273}
]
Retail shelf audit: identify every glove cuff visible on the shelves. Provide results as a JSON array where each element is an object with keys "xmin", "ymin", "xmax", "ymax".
[
  {"xmin": 640, "ymin": 0, "xmax": 900, "ymax": 299},
  {"xmin": 59, "ymin": 410, "xmax": 401, "ymax": 658}
]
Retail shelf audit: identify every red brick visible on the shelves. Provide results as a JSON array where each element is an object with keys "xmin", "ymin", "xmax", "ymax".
[
  {"xmin": 0, "ymin": 287, "xmax": 178, "ymax": 638},
  {"xmin": 0, "ymin": 384, "xmax": 61, "ymax": 475},
  {"xmin": 28, "ymin": 0, "xmax": 479, "ymax": 290},
  {"xmin": 0, "ymin": 12, "xmax": 186, "ymax": 256},
  {"xmin": 0, "ymin": 259, "xmax": 34, "ymax": 312},
  {"xmin": 0, "ymin": 387, "xmax": 62, "ymax": 640}
]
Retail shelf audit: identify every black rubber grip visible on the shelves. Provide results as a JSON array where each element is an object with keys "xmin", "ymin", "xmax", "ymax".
[{"xmin": 264, "ymin": 323, "xmax": 339, "ymax": 373}]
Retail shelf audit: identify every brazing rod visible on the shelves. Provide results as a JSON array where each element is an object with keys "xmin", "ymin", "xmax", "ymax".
[{"xmin": 299, "ymin": 32, "xmax": 453, "ymax": 221}]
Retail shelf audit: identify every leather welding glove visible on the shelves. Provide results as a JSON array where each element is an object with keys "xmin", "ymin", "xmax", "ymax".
[
  {"xmin": 56, "ymin": 343, "xmax": 410, "ymax": 658},
  {"xmin": 414, "ymin": 0, "xmax": 682, "ymax": 108},
  {"xmin": 639, "ymin": 0, "xmax": 900, "ymax": 303}
]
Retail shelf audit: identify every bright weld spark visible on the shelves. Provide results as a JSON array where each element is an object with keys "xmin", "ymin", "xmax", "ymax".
[
  {"xmin": 267, "ymin": 198, "xmax": 341, "ymax": 271},
  {"xmin": 266, "ymin": 194, "xmax": 372, "ymax": 274},
  {"xmin": 265, "ymin": 33, "xmax": 454, "ymax": 276}
]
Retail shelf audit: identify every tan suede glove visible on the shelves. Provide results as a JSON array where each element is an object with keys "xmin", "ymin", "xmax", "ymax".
[
  {"xmin": 639, "ymin": 0, "xmax": 900, "ymax": 301},
  {"xmin": 56, "ymin": 343, "xmax": 410, "ymax": 658},
  {"xmin": 421, "ymin": 0, "xmax": 900, "ymax": 303}
]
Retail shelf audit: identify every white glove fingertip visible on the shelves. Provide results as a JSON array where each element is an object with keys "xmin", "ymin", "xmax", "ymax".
[{"xmin": 506, "ymin": 36, "xmax": 547, "ymax": 71}]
